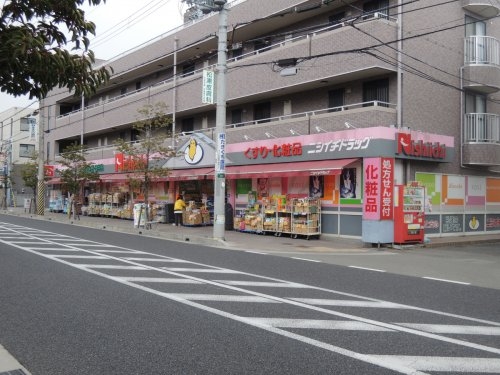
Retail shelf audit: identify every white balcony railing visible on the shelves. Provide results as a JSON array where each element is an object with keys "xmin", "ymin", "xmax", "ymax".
[
  {"xmin": 464, "ymin": 113, "xmax": 500, "ymax": 143},
  {"xmin": 464, "ymin": 36, "xmax": 500, "ymax": 65}
]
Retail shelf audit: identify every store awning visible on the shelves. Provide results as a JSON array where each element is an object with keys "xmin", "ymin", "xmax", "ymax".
[
  {"xmin": 45, "ymin": 178, "xmax": 61, "ymax": 184},
  {"xmin": 225, "ymin": 159, "xmax": 358, "ymax": 179},
  {"xmin": 99, "ymin": 173, "xmax": 129, "ymax": 182},
  {"xmin": 167, "ymin": 167, "xmax": 215, "ymax": 180}
]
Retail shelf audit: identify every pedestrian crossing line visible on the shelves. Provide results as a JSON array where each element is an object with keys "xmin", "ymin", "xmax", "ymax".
[
  {"xmin": 160, "ymin": 293, "xmax": 281, "ymax": 303},
  {"xmin": 290, "ymin": 298, "xmax": 407, "ymax": 309},
  {"xmin": 27, "ymin": 248, "xmax": 81, "ymax": 251},
  {"xmin": 114, "ymin": 277, "xmax": 203, "ymax": 284},
  {"xmin": 123, "ymin": 257, "xmax": 190, "ymax": 262},
  {"xmin": 213, "ymin": 280, "xmax": 310, "ymax": 288},
  {"xmin": 162, "ymin": 267, "xmax": 243, "ymax": 273},
  {"xmin": 369, "ymin": 355, "xmax": 500, "ymax": 373},
  {"xmin": 395, "ymin": 323, "xmax": 500, "ymax": 335},
  {"xmin": 75, "ymin": 264, "xmax": 148, "ymax": 270},
  {"xmin": 51, "ymin": 255, "xmax": 108, "ymax": 259},
  {"xmin": 93, "ymin": 249, "xmax": 148, "ymax": 253},
  {"xmin": 239, "ymin": 318, "xmax": 394, "ymax": 331}
]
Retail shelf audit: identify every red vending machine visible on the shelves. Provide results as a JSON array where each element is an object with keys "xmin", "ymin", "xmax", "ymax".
[{"xmin": 394, "ymin": 183, "xmax": 425, "ymax": 244}]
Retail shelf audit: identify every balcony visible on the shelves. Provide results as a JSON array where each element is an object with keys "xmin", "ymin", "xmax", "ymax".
[
  {"xmin": 462, "ymin": 0, "xmax": 500, "ymax": 18},
  {"xmin": 462, "ymin": 113, "xmax": 500, "ymax": 166},
  {"xmin": 76, "ymin": 100, "xmax": 397, "ymax": 162},
  {"xmin": 463, "ymin": 36, "xmax": 500, "ymax": 94}
]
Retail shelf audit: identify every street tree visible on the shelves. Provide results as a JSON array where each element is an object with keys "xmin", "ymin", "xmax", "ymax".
[
  {"xmin": 20, "ymin": 152, "xmax": 39, "ymax": 212},
  {"xmin": 0, "ymin": 0, "xmax": 112, "ymax": 99},
  {"xmin": 57, "ymin": 144, "xmax": 100, "ymax": 218},
  {"xmin": 115, "ymin": 102, "xmax": 174, "ymax": 226}
]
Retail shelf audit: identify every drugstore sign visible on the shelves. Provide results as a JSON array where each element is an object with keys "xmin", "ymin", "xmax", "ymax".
[{"xmin": 396, "ymin": 133, "xmax": 446, "ymax": 160}]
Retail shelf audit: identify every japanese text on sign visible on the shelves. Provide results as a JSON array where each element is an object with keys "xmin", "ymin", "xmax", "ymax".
[
  {"xmin": 380, "ymin": 158, "xmax": 394, "ymax": 220},
  {"xmin": 202, "ymin": 70, "xmax": 215, "ymax": 104},
  {"xmin": 216, "ymin": 133, "xmax": 226, "ymax": 172},
  {"xmin": 307, "ymin": 138, "xmax": 371, "ymax": 154},
  {"xmin": 244, "ymin": 143, "xmax": 302, "ymax": 160},
  {"xmin": 363, "ymin": 158, "xmax": 380, "ymax": 220}
]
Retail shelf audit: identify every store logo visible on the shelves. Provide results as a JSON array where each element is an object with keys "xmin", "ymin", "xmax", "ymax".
[
  {"xmin": 184, "ymin": 138, "xmax": 204, "ymax": 165},
  {"xmin": 396, "ymin": 133, "xmax": 446, "ymax": 159}
]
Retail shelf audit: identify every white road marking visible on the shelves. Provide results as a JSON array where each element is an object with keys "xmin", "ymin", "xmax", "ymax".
[
  {"xmin": 51, "ymin": 255, "xmax": 107, "ymax": 259},
  {"xmin": 292, "ymin": 257, "xmax": 321, "ymax": 262},
  {"xmin": 214, "ymin": 281, "xmax": 309, "ymax": 288},
  {"xmin": 113, "ymin": 277, "xmax": 203, "ymax": 284},
  {"xmin": 370, "ymin": 355, "xmax": 500, "ymax": 373},
  {"xmin": 161, "ymin": 293, "xmax": 280, "ymax": 303},
  {"xmin": 245, "ymin": 251, "xmax": 268, "ymax": 255},
  {"xmin": 422, "ymin": 277, "xmax": 471, "ymax": 285},
  {"xmin": 123, "ymin": 257, "xmax": 189, "ymax": 262},
  {"xmin": 396, "ymin": 324, "xmax": 500, "ymax": 335},
  {"xmin": 76, "ymin": 264, "xmax": 148, "ymax": 270},
  {"xmin": 162, "ymin": 268, "xmax": 242, "ymax": 273},
  {"xmin": 349, "ymin": 266, "xmax": 386, "ymax": 272},
  {"xmin": 240, "ymin": 318, "xmax": 394, "ymax": 331},
  {"xmin": 291, "ymin": 299, "xmax": 407, "ymax": 308}
]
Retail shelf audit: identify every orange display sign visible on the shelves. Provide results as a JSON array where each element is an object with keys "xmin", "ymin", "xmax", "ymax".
[{"xmin": 44, "ymin": 165, "xmax": 55, "ymax": 177}]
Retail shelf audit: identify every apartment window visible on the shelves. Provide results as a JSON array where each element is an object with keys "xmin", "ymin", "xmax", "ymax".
[
  {"xmin": 20, "ymin": 117, "xmax": 30, "ymax": 131},
  {"xmin": 363, "ymin": 0, "xmax": 389, "ymax": 19},
  {"xmin": 182, "ymin": 63, "xmax": 195, "ymax": 77},
  {"xmin": 231, "ymin": 47, "xmax": 243, "ymax": 59},
  {"xmin": 182, "ymin": 118, "xmax": 194, "ymax": 133},
  {"xmin": 328, "ymin": 89, "xmax": 345, "ymax": 111},
  {"xmin": 465, "ymin": 16, "xmax": 487, "ymax": 63},
  {"xmin": 120, "ymin": 87, "xmax": 127, "ymax": 95},
  {"xmin": 254, "ymin": 102, "xmax": 271, "ymax": 123},
  {"xmin": 19, "ymin": 144, "xmax": 35, "ymax": 158},
  {"xmin": 363, "ymin": 78, "xmax": 389, "ymax": 106},
  {"xmin": 135, "ymin": 81, "xmax": 142, "ymax": 90},
  {"xmin": 131, "ymin": 128, "xmax": 139, "ymax": 142},
  {"xmin": 329, "ymin": 11, "xmax": 345, "ymax": 28},
  {"xmin": 254, "ymin": 39, "xmax": 271, "ymax": 53},
  {"xmin": 231, "ymin": 109, "xmax": 243, "ymax": 125}
]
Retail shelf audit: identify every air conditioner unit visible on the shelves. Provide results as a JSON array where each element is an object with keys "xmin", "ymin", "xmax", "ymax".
[{"xmin": 231, "ymin": 42, "xmax": 242, "ymax": 50}]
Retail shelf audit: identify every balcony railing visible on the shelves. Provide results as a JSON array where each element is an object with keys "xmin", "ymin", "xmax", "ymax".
[
  {"xmin": 57, "ymin": 15, "xmax": 397, "ymax": 120},
  {"xmin": 464, "ymin": 113, "xmax": 500, "ymax": 143},
  {"xmin": 464, "ymin": 36, "xmax": 500, "ymax": 65},
  {"xmin": 68, "ymin": 100, "xmax": 396, "ymax": 160}
]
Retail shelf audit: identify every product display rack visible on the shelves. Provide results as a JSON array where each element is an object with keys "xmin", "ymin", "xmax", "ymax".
[{"xmin": 290, "ymin": 198, "xmax": 321, "ymax": 239}]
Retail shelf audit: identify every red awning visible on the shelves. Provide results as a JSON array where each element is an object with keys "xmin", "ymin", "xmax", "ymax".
[
  {"xmin": 45, "ymin": 178, "xmax": 61, "ymax": 184},
  {"xmin": 167, "ymin": 167, "xmax": 215, "ymax": 181},
  {"xmin": 225, "ymin": 159, "xmax": 358, "ymax": 179}
]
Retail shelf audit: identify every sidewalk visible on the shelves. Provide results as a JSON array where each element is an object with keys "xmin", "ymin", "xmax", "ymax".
[{"xmin": 2, "ymin": 207, "xmax": 499, "ymax": 254}]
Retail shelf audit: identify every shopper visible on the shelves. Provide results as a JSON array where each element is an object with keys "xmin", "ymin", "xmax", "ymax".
[{"xmin": 174, "ymin": 195, "xmax": 186, "ymax": 226}]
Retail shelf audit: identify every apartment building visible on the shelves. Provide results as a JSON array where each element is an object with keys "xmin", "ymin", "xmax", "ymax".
[
  {"xmin": 0, "ymin": 107, "xmax": 39, "ymax": 206},
  {"xmin": 41, "ymin": 0, "xmax": 500, "ymax": 240}
]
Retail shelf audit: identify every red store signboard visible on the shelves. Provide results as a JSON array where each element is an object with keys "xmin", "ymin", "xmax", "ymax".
[{"xmin": 363, "ymin": 157, "xmax": 394, "ymax": 221}]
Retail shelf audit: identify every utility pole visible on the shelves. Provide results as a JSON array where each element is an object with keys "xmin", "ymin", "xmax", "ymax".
[
  {"xmin": 213, "ymin": 0, "xmax": 228, "ymax": 240},
  {"xmin": 181, "ymin": 0, "xmax": 228, "ymax": 240},
  {"xmin": 37, "ymin": 106, "xmax": 45, "ymax": 215}
]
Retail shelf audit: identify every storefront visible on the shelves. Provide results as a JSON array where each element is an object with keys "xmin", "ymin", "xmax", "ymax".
[{"xmin": 45, "ymin": 127, "xmax": 500, "ymax": 239}]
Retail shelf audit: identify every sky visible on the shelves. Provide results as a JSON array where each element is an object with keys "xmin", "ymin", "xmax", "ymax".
[{"xmin": 0, "ymin": 0, "xmax": 185, "ymax": 113}]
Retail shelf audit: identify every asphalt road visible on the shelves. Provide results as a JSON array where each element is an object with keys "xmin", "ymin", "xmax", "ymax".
[{"xmin": 1, "ymin": 216, "xmax": 500, "ymax": 374}]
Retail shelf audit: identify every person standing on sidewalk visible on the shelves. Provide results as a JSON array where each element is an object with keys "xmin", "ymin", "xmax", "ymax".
[{"xmin": 173, "ymin": 195, "xmax": 186, "ymax": 226}]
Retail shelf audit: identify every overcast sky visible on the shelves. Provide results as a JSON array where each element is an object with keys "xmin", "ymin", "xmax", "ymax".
[{"xmin": 0, "ymin": 0, "xmax": 185, "ymax": 113}]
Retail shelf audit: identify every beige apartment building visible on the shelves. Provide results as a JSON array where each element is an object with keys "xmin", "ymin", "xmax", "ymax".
[{"xmin": 41, "ymin": 0, "xmax": 500, "ymax": 241}]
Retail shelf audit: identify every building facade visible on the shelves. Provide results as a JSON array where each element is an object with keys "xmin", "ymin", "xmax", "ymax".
[
  {"xmin": 42, "ymin": 0, "xmax": 500, "ymax": 240},
  {"xmin": 0, "ymin": 107, "xmax": 39, "ymax": 207}
]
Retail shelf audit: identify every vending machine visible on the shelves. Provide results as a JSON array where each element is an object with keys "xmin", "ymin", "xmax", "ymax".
[{"xmin": 394, "ymin": 183, "xmax": 425, "ymax": 244}]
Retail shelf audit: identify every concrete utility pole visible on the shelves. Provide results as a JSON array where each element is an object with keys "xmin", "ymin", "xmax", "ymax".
[
  {"xmin": 213, "ymin": 0, "xmax": 228, "ymax": 240},
  {"xmin": 37, "ymin": 106, "xmax": 45, "ymax": 215},
  {"xmin": 179, "ymin": 0, "xmax": 228, "ymax": 240}
]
